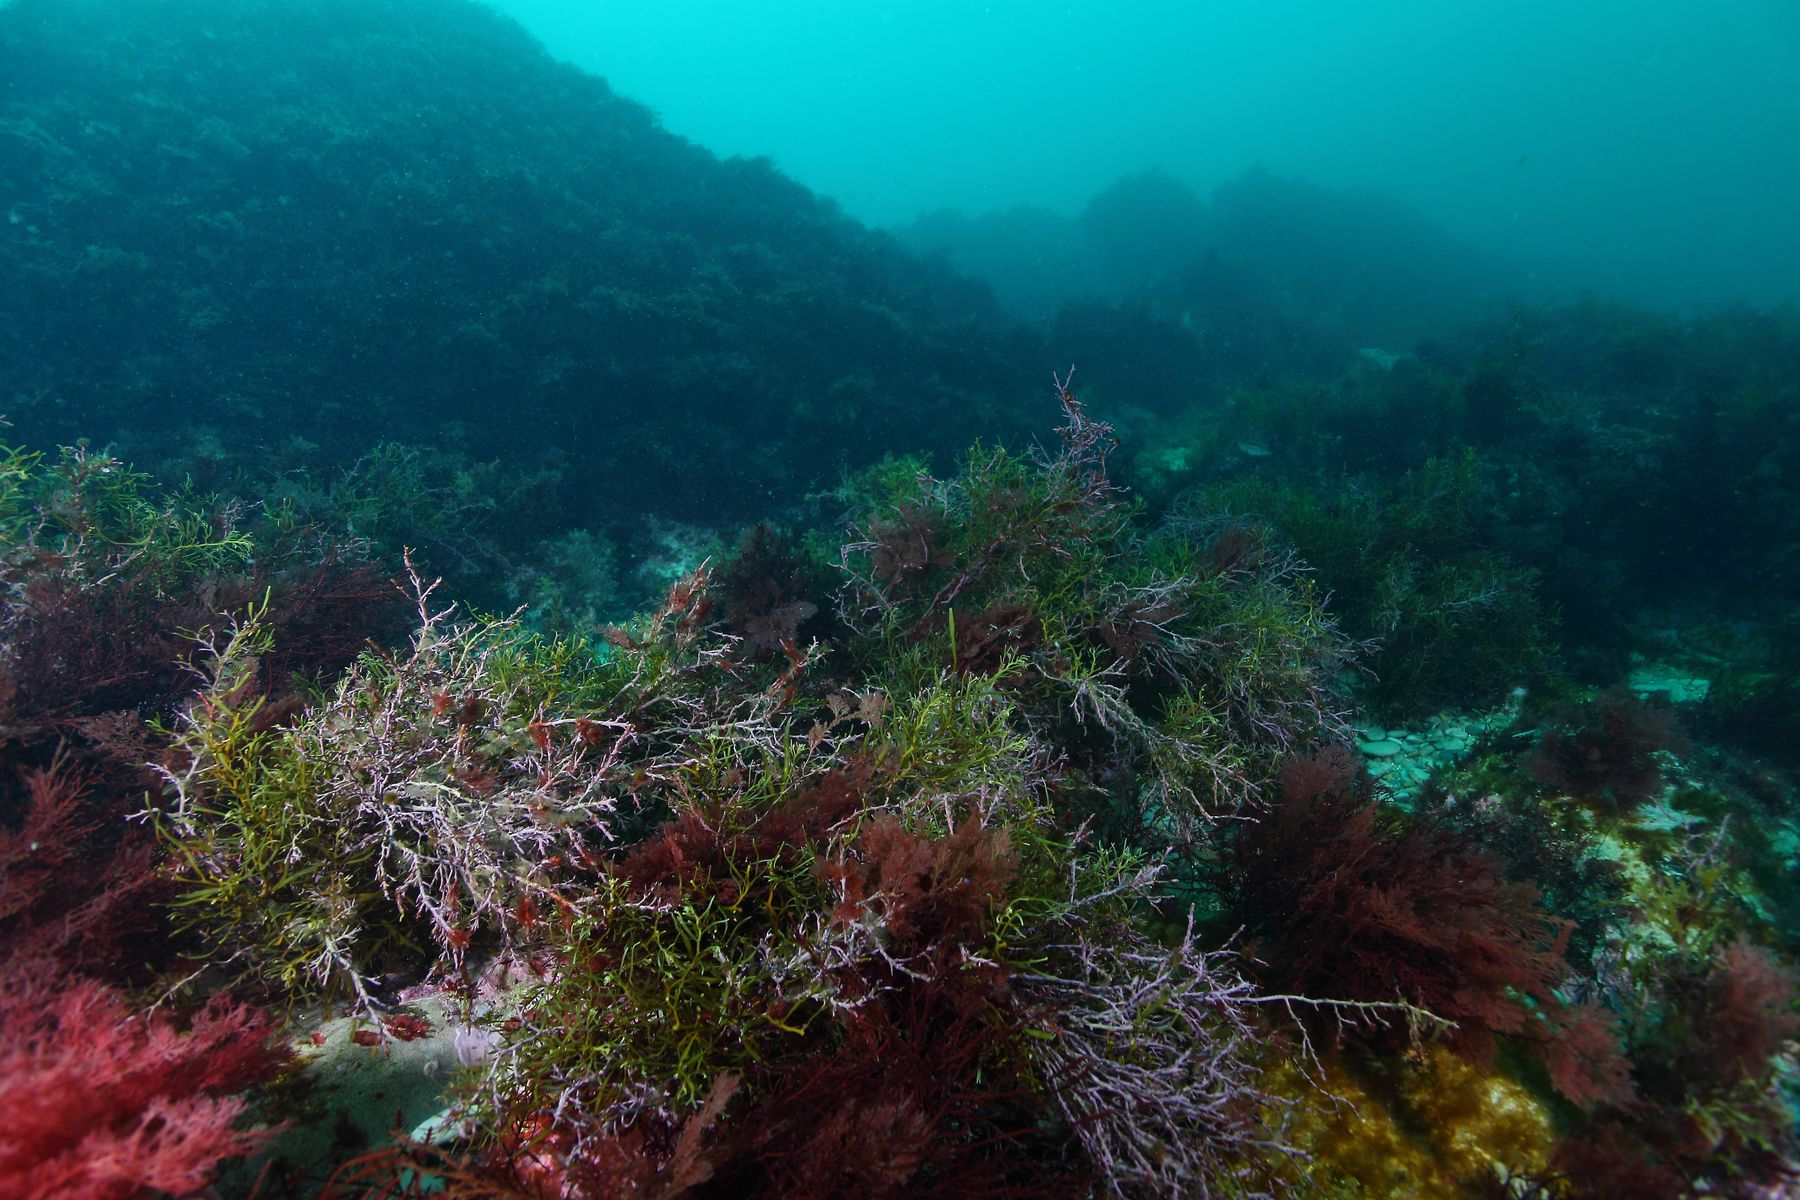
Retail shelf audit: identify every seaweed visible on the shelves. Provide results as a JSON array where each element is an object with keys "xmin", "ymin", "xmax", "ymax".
[{"xmin": 1526, "ymin": 687, "xmax": 1690, "ymax": 815}]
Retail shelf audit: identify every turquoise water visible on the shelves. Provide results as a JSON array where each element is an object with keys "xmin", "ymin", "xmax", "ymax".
[{"xmin": 492, "ymin": 0, "xmax": 1800, "ymax": 314}]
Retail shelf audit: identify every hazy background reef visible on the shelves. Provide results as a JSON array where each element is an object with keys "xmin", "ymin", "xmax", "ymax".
[{"xmin": 490, "ymin": 0, "xmax": 1800, "ymax": 317}]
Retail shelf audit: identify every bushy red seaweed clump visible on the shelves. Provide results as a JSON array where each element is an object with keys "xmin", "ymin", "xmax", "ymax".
[
  {"xmin": 1552, "ymin": 934, "xmax": 1799, "ymax": 1199},
  {"xmin": 0, "ymin": 957, "xmax": 284, "ymax": 1200},
  {"xmin": 491, "ymin": 763, "xmax": 1060, "ymax": 1200},
  {"xmin": 1220, "ymin": 746, "xmax": 1633, "ymax": 1110},
  {"xmin": 1526, "ymin": 687, "xmax": 1690, "ymax": 814}
]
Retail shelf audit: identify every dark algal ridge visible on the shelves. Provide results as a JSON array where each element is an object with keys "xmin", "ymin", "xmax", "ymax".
[
  {"xmin": 0, "ymin": 0, "xmax": 1038, "ymax": 525},
  {"xmin": 2, "ymin": 0, "xmax": 1799, "ymax": 1197}
]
